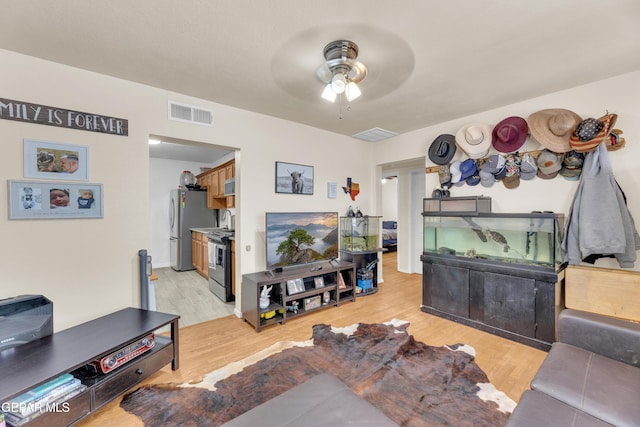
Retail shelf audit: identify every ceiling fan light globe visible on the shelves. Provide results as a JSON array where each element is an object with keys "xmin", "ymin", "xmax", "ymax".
[
  {"xmin": 321, "ymin": 84, "xmax": 337, "ymax": 102},
  {"xmin": 345, "ymin": 82, "xmax": 361, "ymax": 101},
  {"xmin": 331, "ymin": 73, "xmax": 347, "ymax": 94}
]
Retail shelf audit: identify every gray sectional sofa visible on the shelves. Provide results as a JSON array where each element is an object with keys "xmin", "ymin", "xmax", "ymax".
[{"xmin": 507, "ymin": 308, "xmax": 640, "ymax": 427}]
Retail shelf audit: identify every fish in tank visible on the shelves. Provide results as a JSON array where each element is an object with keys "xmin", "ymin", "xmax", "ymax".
[{"xmin": 423, "ymin": 213, "xmax": 564, "ymax": 269}]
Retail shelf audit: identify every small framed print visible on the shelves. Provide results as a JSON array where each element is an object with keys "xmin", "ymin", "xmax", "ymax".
[
  {"xmin": 8, "ymin": 180, "xmax": 103, "ymax": 220},
  {"xmin": 275, "ymin": 161, "xmax": 314, "ymax": 195},
  {"xmin": 314, "ymin": 276, "xmax": 325, "ymax": 289},
  {"xmin": 286, "ymin": 278, "xmax": 305, "ymax": 295},
  {"xmin": 23, "ymin": 139, "xmax": 89, "ymax": 181},
  {"xmin": 322, "ymin": 291, "xmax": 330, "ymax": 305}
]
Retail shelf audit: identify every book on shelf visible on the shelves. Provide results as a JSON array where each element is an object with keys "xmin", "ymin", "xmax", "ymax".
[
  {"xmin": 2, "ymin": 384, "xmax": 86, "ymax": 426},
  {"xmin": 4, "ymin": 373, "xmax": 74, "ymax": 407},
  {"xmin": 5, "ymin": 378, "xmax": 83, "ymax": 418}
]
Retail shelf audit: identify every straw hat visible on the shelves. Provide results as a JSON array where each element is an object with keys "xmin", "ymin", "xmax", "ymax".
[{"xmin": 527, "ymin": 109, "xmax": 582, "ymax": 153}]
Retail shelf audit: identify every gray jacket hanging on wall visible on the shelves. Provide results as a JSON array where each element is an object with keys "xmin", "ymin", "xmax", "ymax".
[{"xmin": 562, "ymin": 143, "xmax": 640, "ymax": 268}]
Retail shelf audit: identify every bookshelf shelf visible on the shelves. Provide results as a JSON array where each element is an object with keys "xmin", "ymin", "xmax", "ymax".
[{"xmin": 241, "ymin": 260, "xmax": 356, "ymax": 332}]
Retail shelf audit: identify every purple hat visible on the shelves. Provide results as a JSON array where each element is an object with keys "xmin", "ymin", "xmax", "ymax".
[{"xmin": 492, "ymin": 116, "xmax": 529, "ymax": 153}]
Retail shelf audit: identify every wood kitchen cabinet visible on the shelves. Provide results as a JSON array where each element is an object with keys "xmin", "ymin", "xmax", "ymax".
[
  {"xmin": 192, "ymin": 232, "xmax": 201, "ymax": 272},
  {"xmin": 197, "ymin": 160, "xmax": 235, "ymax": 209},
  {"xmin": 191, "ymin": 231, "xmax": 208, "ymax": 278}
]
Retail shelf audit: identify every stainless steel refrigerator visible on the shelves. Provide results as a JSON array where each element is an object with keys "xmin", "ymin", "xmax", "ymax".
[{"xmin": 169, "ymin": 189, "xmax": 216, "ymax": 271}]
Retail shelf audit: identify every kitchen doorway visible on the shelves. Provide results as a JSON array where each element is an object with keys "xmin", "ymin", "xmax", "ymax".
[{"xmin": 148, "ymin": 135, "xmax": 237, "ymax": 326}]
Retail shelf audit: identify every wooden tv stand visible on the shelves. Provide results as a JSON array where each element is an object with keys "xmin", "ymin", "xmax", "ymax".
[
  {"xmin": 242, "ymin": 260, "xmax": 356, "ymax": 332},
  {"xmin": 0, "ymin": 307, "xmax": 179, "ymax": 426}
]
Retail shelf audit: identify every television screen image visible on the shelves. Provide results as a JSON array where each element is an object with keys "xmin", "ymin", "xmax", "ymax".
[{"xmin": 266, "ymin": 212, "xmax": 339, "ymax": 269}]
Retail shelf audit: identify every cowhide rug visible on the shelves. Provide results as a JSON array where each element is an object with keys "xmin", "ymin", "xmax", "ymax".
[{"xmin": 121, "ymin": 320, "xmax": 515, "ymax": 426}]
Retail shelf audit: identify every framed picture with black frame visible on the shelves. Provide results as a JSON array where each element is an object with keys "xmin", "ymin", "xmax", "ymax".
[
  {"xmin": 275, "ymin": 161, "xmax": 314, "ymax": 195},
  {"xmin": 286, "ymin": 278, "xmax": 305, "ymax": 295}
]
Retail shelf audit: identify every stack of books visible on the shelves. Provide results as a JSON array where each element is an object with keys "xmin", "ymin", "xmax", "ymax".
[{"xmin": 1, "ymin": 373, "xmax": 86, "ymax": 426}]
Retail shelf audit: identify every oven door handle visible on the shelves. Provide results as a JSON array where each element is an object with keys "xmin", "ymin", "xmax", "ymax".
[
  {"xmin": 217, "ymin": 247, "xmax": 226, "ymax": 267},
  {"xmin": 208, "ymin": 240, "xmax": 217, "ymax": 270}
]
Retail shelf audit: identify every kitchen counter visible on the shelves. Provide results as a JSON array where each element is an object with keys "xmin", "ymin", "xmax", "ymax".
[
  {"xmin": 190, "ymin": 227, "xmax": 217, "ymax": 234},
  {"xmin": 192, "ymin": 227, "xmax": 236, "ymax": 240}
]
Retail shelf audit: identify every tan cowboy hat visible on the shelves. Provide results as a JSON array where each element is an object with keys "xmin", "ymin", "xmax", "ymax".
[
  {"xmin": 455, "ymin": 123, "xmax": 492, "ymax": 159},
  {"xmin": 527, "ymin": 108, "xmax": 582, "ymax": 153}
]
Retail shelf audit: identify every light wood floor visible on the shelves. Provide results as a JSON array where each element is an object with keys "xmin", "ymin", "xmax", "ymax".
[
  {"xmin": 79, "ymin": 253, "xmax": 547, "ymax": 426},
  {"xmin": 154, "ymin": 267, "xmax": 235, "ymax": 327}
]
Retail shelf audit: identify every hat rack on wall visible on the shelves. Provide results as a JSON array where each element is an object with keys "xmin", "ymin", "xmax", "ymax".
[{"xmin": 425, "ymin": 149, "xmax": 545, "ymax": 174}]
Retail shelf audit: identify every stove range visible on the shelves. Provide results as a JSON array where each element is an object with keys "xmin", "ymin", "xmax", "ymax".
[
  {"xmin": 207, "ymin": 228, "xmax": 235, "ymax": 242},
  {"xmin": 207, "ymin": 228, "xmax": 235, "ymax": 302}
]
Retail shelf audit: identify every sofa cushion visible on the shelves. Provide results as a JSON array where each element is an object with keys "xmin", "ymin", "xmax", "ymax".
[
  {"xmin": 531, "ymin": 342, "xmax": 640, "ymax": 427},
  {"xmin": 558, "ymin": 308, "xmax": 640, "ymax": 367},
  {"xmin": 221, "ymin": 373, "xmax": 397, "ymax": 426},
  {"xmin": 507, "ymin": 391, "xmax": 613, "ymax": 427}
]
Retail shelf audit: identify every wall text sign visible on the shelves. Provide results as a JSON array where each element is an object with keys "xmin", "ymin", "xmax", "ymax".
[{"xmin": 0, "ymin": 97, "xmax": 128, "ymax": 136}]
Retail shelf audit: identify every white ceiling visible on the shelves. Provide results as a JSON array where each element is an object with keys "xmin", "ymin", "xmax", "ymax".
[{"xmin": 1, "ymin": 0, "xmax": 639, "ymax": 152}]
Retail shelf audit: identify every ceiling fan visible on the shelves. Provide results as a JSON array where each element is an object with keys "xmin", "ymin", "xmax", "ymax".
[{"xmin": 316, "ymin": 40, "xmax": 368, "ymax": 103}]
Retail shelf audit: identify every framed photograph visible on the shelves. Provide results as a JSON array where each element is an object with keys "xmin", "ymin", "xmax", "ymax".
[
  {"xmin": 23, "ymin": 139, "xmax": 89, "ymax": 181},
  {"xmin": 286, "ymin": 278, "xmax": 305, "ymax": 295},
  {"xmin": 8, "ymin": 180, "xmax": 103, "ymax": 220},
  {"xmin": 314, "ymin": 276, "xmax": 325, "ymax": 289},
  {"xmin": 275, "ymin": 161, "xmax": 313, "ymax": 195}
]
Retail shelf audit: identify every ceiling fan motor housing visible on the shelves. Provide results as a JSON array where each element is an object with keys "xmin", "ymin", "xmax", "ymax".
[{"xmin": 322, "ymin": 40, "xmax": 367, "ymax": 84}]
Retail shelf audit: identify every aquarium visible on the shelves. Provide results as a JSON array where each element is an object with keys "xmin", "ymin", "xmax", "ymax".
[
  {"xmin": 422, "ymin": 209, "xmax": 565, "ymax": 270},
  {"xmin": 340, "ymin": 216, "xmax": 381, "ymax": 252}
]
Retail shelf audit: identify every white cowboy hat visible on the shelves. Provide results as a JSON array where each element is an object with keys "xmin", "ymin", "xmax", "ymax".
[{"xmin": 455, "ymin": 123, "xmax": 492, "ymax": 159}]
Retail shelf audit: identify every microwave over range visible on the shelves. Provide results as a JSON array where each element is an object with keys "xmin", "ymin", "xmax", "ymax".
[{"xmin": 224, "ymin": 178, "xmax": 235, "ymax": 196}]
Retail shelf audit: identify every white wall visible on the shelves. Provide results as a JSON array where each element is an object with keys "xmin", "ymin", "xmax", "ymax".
[
  {"xmin": 380, "ymin": 178, "xmax": 398, "ymax": 221},
  {"xmin": 0, "ymin": 49, "xmax": 373, "ymax": 330},
  {"xmin": 372, "ymin": 71, "xmax": 640, "ymax": 273}
]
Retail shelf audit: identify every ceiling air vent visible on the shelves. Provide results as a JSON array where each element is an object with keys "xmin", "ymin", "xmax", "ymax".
[
  {"xmin": 351, "ymin": 127, "xmax": 398, "ymax": 142},
  {"xmin": 168, "ymin": 101, "xmax": 214, "ymax": 127}
]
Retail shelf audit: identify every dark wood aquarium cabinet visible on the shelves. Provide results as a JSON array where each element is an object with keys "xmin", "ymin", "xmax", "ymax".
[{"xmin": 420, "ymin": 198, "xmax": 566, "ymax": 350}]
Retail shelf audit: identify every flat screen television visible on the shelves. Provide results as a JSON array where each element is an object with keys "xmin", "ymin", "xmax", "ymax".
[{"xmin": 265, "ymin": 212, "xmax": 339, "ymax": 269}]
